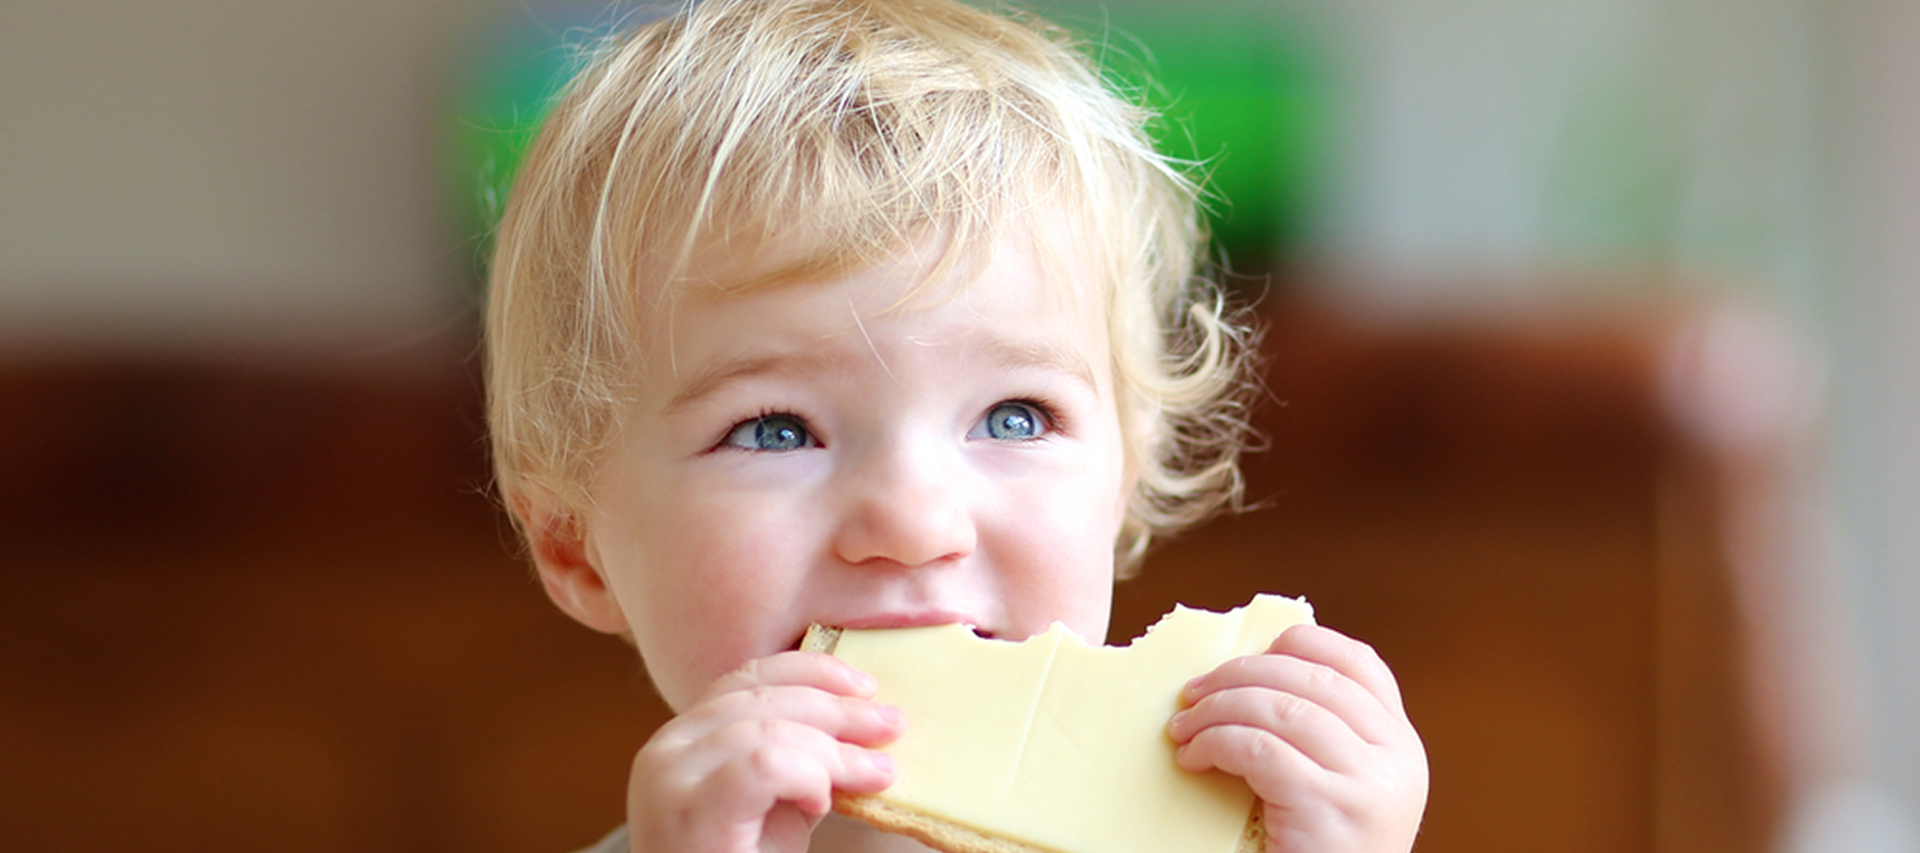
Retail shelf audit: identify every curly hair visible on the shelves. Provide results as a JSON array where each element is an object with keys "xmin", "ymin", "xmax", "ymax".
[{"xmin": 486, "ymin": 0, "xmax": 1255, "ymax": 573}]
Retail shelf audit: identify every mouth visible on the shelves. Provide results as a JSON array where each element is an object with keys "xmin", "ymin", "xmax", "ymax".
[{"xmin": 788, "ymin": 613, "xmax": 993, "ymax": 651}]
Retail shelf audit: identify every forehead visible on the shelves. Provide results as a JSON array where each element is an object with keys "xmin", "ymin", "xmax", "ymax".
[
  {"xmin": 639, "ymin": 217, "xmax": 1113, "ymax": 388},
  {"xmin": 655, "ymin": 211, "xmax": 1107, "ymax": 342}
]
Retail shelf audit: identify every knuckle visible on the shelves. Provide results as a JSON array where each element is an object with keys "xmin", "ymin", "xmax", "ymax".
[
  {"xmin": 744, "ymin": 741, "xmax": 790, "ymax": 778},
  {"xmin": 738, "ymin": 656, "xmax": 768, "ymax": 681},
  {"xmin": 1244, "ymin": 729, "xmax": 1279, "ymax": 763},
  {"xmin": 745, "ymin": 684, "xmax": 781, "ymax": 706},
  {"xmin": 1270, "ymin": 692, "xmax": 1311, "ymax": 725},
  {"xmin": 751, "ymin": 716, "xmax": 791, "ymax": 745},
  {"xmin": 1341, "ymin": 636, "xmax": 1386, "ymax": 671},
  {"xmin": 699, "ymin": 688, "xmax": 756, "ymax": 721},
  {"xmin": 1304, "ymin": 661, "xmax": 1342, "ymax": 693},
  {"xmin": 711, "ymin": 716, "xmax": 784, "ymax": 752},
  {"xmin": 711, "ymin": 657, "xmax": 765, "ymax": 693}
]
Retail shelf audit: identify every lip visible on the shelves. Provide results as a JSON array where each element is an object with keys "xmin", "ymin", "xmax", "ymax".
[{"xmin": 834, "ymin": 611, "xmax": 982, "ymax": 632}]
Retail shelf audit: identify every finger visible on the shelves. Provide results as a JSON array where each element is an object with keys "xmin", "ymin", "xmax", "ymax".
[
  {"xmin": 700, "ymin": 650, "xmax": 880, "ymax": 703},
  {"xmin": 648, "ymin": 737, "xmax": 835, "ymax": 853},
  {"xmin": 695, "ymin": 719, "xmax": 898, "ymax": 813},
  {"xmin": 711, "ymin": 684, "xmax": 905, "ymax": 745},
  {"xmin": 1265, "ymin": 625, "xmax": 1406, "ymax": 716},
  {"xmin": 1179, "ymin": 654, "xmax": 1399, "ymax": 747},
  {"xmin": 1170, "ymin": 685, "xmax": 1366, "ymax": 774},
  {"xmin": 1174, "ymin": 723, "xmax": 1327, "ymax": 809},
  {"xmin": 628, "ymin": 716, "xmax": 897, "ymax": 853},
  {"xmin": 658, "ymin": 683, "xmax": 906, "ymax": 750},
  {"xmin": 762, "ymin": 802, "xmax": 814, "ymax": 853}
]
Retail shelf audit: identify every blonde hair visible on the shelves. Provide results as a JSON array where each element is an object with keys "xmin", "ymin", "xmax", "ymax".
[{"xmin": 486, "ymin": 0, "xmax": 1254, "ymax": 572}]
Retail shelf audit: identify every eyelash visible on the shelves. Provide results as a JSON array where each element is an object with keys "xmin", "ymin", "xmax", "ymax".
[
  {"xmin": 712, "ymin": 397, "xmax": 1068, "ymax": 452},
  {"xmin": 996, "ymin": 397, "xmax": 1065, "ymax": 436},
  {"xmin": 714, "ymin": 408, "xmax": 815, "ymax": 452}
]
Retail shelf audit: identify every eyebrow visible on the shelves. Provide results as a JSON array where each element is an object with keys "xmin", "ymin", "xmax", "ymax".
[
  {"xmin": 663, "ymin": 335, "xmax": 1097, "ymax": 413},
  {"xmin": 975, "ymin": 337, "xmax": 1098, "ymax": 392},
  {"xmin": 663, "ymin": 348, "xmax": 855, "ymax": 413}
]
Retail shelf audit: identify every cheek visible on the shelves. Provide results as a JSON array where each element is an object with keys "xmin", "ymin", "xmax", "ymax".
[
  {"xmin": 603, "ymin": 489, "xmax": 815, "ymax": 709},
  {"xmin": 999, "ymin": 450, "xmax": 1124, "ymax": 642}
]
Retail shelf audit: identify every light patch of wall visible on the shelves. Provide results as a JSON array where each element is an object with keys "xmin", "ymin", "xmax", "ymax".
[
  {"xmin": 0, "ymin": 0, "xmax": 495, "ymax": 354},
  {"xmin": 1303, "ymin": 0, "xmax": 1822, "ymax": 313},
  {"xmin": 1828, "ymin": 0, "xmax": 1920, "ymax": 839}
]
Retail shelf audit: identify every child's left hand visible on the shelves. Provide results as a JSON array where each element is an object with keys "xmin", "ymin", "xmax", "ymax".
[{"xmin": 1169, "ymin": 624, "xmax": 1428, "ymax": 853}]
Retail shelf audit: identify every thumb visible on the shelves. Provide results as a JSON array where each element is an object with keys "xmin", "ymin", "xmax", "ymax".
[{"xmin": 760, "ymin": 801, "xmax": 817, "ymax": 853}]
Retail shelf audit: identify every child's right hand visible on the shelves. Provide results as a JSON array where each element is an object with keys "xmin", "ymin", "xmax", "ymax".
[{"xmin": 624, "ymin": 651, "xmax": 905, "ymax": 853}]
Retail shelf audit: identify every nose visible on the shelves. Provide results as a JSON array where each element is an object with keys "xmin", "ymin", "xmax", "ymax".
[{"xmin": 831, "ymin": 441, "xmax": 978, "ymax": 568}]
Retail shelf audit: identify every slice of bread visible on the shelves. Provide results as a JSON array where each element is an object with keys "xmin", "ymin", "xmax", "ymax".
[{"xmin": 803, "ymin": 594, "xmax": 1313, "ymax": 853}]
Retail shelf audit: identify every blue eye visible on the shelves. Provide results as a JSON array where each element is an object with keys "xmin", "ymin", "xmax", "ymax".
[
  {"xmin": 981, "ymin": 402, "xmax": 1047, "ymax": 441},
  {"xmin": 723, "ymin": 414, "xmax": 815, "ymax": 451}
]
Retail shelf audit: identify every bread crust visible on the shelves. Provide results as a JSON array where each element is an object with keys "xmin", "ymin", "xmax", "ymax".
[{"xmin": 801, "ymin": 624, "xmax": 1268, "ymax": 853}]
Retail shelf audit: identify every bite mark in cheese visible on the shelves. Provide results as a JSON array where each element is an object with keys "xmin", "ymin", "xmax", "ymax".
[{"xmin": 817, "ymin": 594, "xmax": 1315, "ymax": 853}]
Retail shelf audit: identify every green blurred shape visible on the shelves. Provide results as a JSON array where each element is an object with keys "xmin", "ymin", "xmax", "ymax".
[
  {"xmin": 441, "ymin": 1, "xmax": 1331, "ymax": 281},
  {"xmin": 440, "ymin": 7, "xmax": 619, "ymax": 285},
  {"xmin": 1053, "ymin": 1, "xmax": 1333, "ymax": 265}
]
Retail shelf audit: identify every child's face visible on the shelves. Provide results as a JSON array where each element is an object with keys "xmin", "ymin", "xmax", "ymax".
[{"xmin": 578, "ymin": 226, "xmax": 1128, "ymax": 711}]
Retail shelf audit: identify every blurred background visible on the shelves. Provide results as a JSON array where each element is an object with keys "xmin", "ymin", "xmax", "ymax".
[{"xmin": 2, "ymin": 0, "xmax": 1915, "ymax": 851}]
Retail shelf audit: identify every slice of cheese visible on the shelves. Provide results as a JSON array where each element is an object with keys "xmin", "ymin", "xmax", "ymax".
[{"xmin": 814, "ymin": 594, "xmax": 1314, "ymax": 853}]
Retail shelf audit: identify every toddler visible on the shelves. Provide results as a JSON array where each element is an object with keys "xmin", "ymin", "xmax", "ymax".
[{"xmin": 483, "ymin": 1, "xmax": 1428, "ymax": 851}]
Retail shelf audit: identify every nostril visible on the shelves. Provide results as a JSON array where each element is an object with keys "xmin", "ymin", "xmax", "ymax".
[{"xmin": 831, "ymin": 495, "xmax": 979, "ymax": 569}]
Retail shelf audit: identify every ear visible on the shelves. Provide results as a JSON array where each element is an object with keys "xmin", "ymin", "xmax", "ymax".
[{"xmin": 513, "ymin": 491, "xmax": 631, "ymax": 635}]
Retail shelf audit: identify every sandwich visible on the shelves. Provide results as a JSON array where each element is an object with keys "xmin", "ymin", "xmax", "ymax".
[{"xmin": 802, "ymin": 594, "xmax": 1315, "ymax": 853}]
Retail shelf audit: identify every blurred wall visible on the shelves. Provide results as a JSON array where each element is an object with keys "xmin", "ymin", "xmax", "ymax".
[
  {"xmin": 0, "ymin": 0, "xmax": 482, "ymax": 355},
  {"xmin": 1299, "ymin": 0, "xmax": 1823, "ymax": 309},
  {"xmin": 1824, "ymin": 0, "xmax": 1920, "ymax": 847}
]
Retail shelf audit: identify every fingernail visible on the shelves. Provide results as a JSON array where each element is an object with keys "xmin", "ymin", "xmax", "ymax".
[
  {"xmin": 1167, "ymin": 709, "xmax": 1187, "ymax": 734},
  {"xmin": 876, "ymin": 703, "xmax": 904, "ymax": 726},
  {"xmin": 870, "ymin": 751, "xmax": 896, "ymax": 774},
  {"xmin": 1183, "ymin": 675, "xmax": 1205, "ymax": 696}
]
